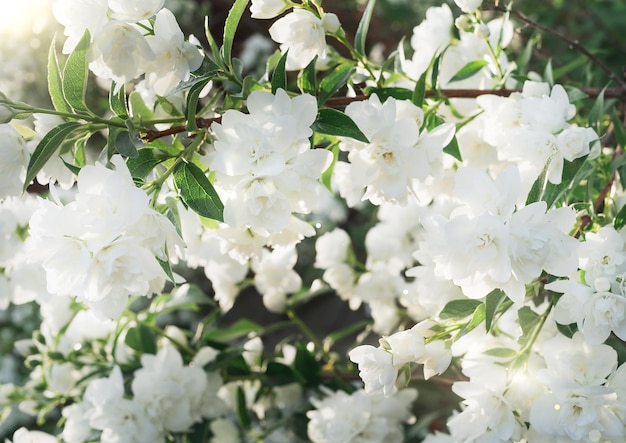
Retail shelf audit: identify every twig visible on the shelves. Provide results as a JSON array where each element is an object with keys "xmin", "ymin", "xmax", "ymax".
[
  {"xmin": 486, "ymin": 5, "xmax": 626, "ymax": 91},
  {"xmin": 141, "ymin": 88, "xmax": 625, "ymax": 142}
]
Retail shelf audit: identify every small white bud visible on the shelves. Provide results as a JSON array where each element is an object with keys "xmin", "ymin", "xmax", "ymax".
[
  {"xmin": 454, "ymin": 15, "xmax": 473, "ymax": 33},
  {"xmin": 474, "ymin": 23, "xmax": 490, "ymax": 39},
  {"xmin": 321, "ymin": 13, "xmax": 341, "ymax": 33}
]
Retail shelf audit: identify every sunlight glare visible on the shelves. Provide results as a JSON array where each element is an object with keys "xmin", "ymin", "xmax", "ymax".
[{"xmin": 0, "ymin": 0, "xmax": 48, "ymax": 37}]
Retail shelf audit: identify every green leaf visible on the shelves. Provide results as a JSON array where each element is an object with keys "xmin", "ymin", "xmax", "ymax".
[
  {"xmin": 484, "ymin": 347, "xmax": 517, "ymax": 359},
  {"xmin": 203, "ymin": 319, "xmax": 262, "ymax": 342},
  {"xmin": 443, "ymin": 135, "xmax": 462, "ymax": 162},
  {"xmin": 24, "ymin": 122, "xmax": 82, "ymax": 189},
  {"xmin": 448, "ymin": 59, "xmax": 489, "ymax": 83},
  {"xmin": 318, "ymin": 63, "xmax": 355, "ymax": 106},
  {"xmin": 543, "ymin": 58, "xmax": 554, "ymax": 86},
  {"xmin": 271, "ymin": 50, "xmax": 289, "ymax": 94},
  {"xmin": 461, "ymin": 303, "xmax": 486, "ymax": 334},
  {"xmin": 556, "ymin": 322, "xmax": 577, "ymax": 339},
  {"xmin": 412, "ymin": 71, "xmax": 427, "ymax": 108},
  {"xmin": 109, "ymin": 82, "xmax": 128, "ymax": 119},
  {"xmin": 485, "ymin": 289, "xmax": 506, "ymax": 332},
  {"xmin": 129, "ymin": 91, "xmax": 155, "ymax": 121},
  {"xmin": 553, "ymin": 54, "xmax": 588, "ymax": 81},
  {"xmin": 157, "ymin": 256, "xmax": 175, "ymax": 282},
  {"xmin": 297, "ymin": 56, "xmax": 317, "ymax": 95},
  {"xmin": 438, "ymin": 299, "xmax": 483, "ymax": 320},
  {"xmin": 320, "ymin": 144, "xmax": 339, "ymax": 192},
  {"xmin": 364, "ymin": 87, "xmax": 412, "ymax": 102},
  {"xmin": 174, "ymin": 162, "xmax": 224, "ymax": 222},
  {"xmin": 47, "ymin": 37, "xmax": 71, "ymax": 113},
  {"xmin": 542, "ymin": 155, "xmax": 591, "ymax": 208},
  {"xmin": 312, "ymin": 108, "xmax": 369, "ymax": 143},
  {"xmin": 615, "ymin": 204, "xmax": 626, "ymax": 231},
  {"xmin": 518, "ymin": 306, "xmax": 540, "ymax": 338},
  {"xmin": 355, "ymin": 0, "xmax": 377, "ymax": 55},
  {"xmin": 223, "ymin": 0, "xmax": 250, "ymax": 69},
  {"xmin": 127, "ymin": 148, "xmax": 164, "ymax": 180},
  {"xmin": 236, "ymin": 386, "xmax": 252, "ymax": 429},
  {"xmin": 185, "ymin": 78, "xmax": 211, "ymax": 132},
  {"xmin": 62, "ymin": 30, "xmax": 91, "ymax": 113},
  {"xmin": 588, "ymin": 86, "xmax": 607, "ymax": 134},
  {"xmin": 430, "ymin": 51, "xmax": 443, "ymax": 91},
  {"xmin": 265, "ymin": 362, "xmax": 302, "ymax": 386},
  {"xmin": 204, "ymin": 17, "xmax": 226, "ymax": 70},
  {"xmin": 156, "ymin": 96, "xmax": 183, "ymax": 117},
  {"xmin": 125, "ymin": 324, "xmax": 157, "ymax": 354},
  {"xmin": 114, "ymin": 130, "xmax": 139, "ymax": 158},
  {"xmin": 294, "ymin": 342, "xmax": 321, "ymax": 386}
]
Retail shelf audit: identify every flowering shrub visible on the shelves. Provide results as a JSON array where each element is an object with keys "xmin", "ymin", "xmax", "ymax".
[{"xmin": 1, "ymin": 0, "xmax": 626, "ymax": 441}]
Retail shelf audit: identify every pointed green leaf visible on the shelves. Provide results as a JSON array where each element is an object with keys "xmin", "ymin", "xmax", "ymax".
[
  {"xmin": 125, "ymin": 324, "xmax": 157, "ymax": 354},
  {"xmin": 203, "ymin": 319, "xmax": 262, "ymax": 342},
  {"xmin": 484, "ymin": 347, "xmax": 517, "ymax": 358},
  {"xmin": 439, "ymin": 299, "xmax": 483, "ymax": 320},
  {"xmin": 186, "ymin": 78, "xmax": 211, "ymax": 132},
  {"xmin": 320, "ymin": 144, "xmax": 339, "ymax": 192},
  {"xmin": 294, "ymin": 342, "xmax": 321, "ymax": 386},
  {"xmin": 485, "ymin": 289, "xmax": 506, "ymax": 332},
  {"xmin": 443, "ymin": 135, "xmax": 462, "ymax": 162},
  {"xmin": 271, "ymin": 50, "xmax": 289, "ymax": 94},
  {"xmin": 543, "ymin": 58, "xmax": 554, "ymax": 86},
  {"xmin": 412, "ymin": 71, "xmax": 427, "ymax": 108},
  {"xmin": 355, "ymin": 0, "xmax": 377, "ymax": 55},
  {"xmin": 223, "ymin": 0, "xmax": 250, "ymax": 69},
  {"xmin": 312, "ymin": 108, "xmax": 369, "ymax": 143},
  {"xmin": 461, "ymin": 303, "xmax": 486, "ymax": 334},
  {"xmin": 236, "ymin": 386, "xmax": 252, "ymax": 429},
  {"xmin": 109, "ymin": 82, "xmax": 128, "ymax": 119},
  {"xmin": 174, "ymin": 162, "xmax": 224, "ymax": 221},
  {"xmin": 129, "ymin": 91, "xmax": 155, "ymax": 121},
  {"xmin": 298, "ymin": 56, "xmax": 317, "ymax": 95},
  {"xmin": 25, "ymin": 122, "xmax": 82, "ymax": 189},
  {"xmin": 204, "ymin": 17, "xmax": 226, "ymax": 70},
  {"xmin": 126, "ymin": 149, "xmax": 164, "ymax": 180},
  {"xmin": 449, "ymin": 59, "xmax": 489, "ymax": 84},
  {"xmin": 318, "ymin": 63, "xmax": 355, "ymax": 105},
  {"xmin": 113, "ymin": 130, "xmax": 139, "ymax": 158},
  {"xmin": 518, "ymin": 306, "xmax": 540, "ymax": 337},
  {"xmin": 47, "ymin": 37, "xmax": 71, "ymax": 113},
  {"xmin": 62, "ymin": 30, "xmax": 91, "ymax": 113}
]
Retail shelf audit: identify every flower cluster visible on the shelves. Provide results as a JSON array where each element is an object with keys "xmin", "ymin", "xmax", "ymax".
[
  {"xmin": 1, "ymin": 0, "xmax": 625, "ymax": 442},
  {"xmin": 27, "ymin": 155, "xmax": 181, "ymax": 318},
  {"xmin": 54, "ymin": 0, "xmax": 202, "ymax": 94}
]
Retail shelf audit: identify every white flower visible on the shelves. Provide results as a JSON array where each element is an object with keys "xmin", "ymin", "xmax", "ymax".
[
  {"xmin": 53, "ymin": 0, "xmax": 109, "ymax": 53},
  {"xmin": 252, "ymin": 247, "xmax": 302, "ymax": 313},
  {"xmin": 269, "ymin": 9, "xmax": 335, "ymax": 70},
  {"xmin": 61, "ymin": 402, "xmax": 94, "ymax": 443},
  {"xmin": 0, "ymin": 124, "xmax": 29, "ymax": 199},
  {"xmin": 349, "ymin": 345, "xmax": 398, "ymax": 396},
  {"xmin": 315, "ymin": 228, "xmax": 351, "ymax": 269},
  {"xmin": 131, "ymin": 346, "xmax": 208, "ymax": 432},
  {"xmin": 85, "ymin": 367, "xmax": 162, "ymax": 443},
  {"xmin": 9, "ymin": 428, "xmax": 58, "ymax": 443},
  {"xmin": 341, "ymin": 95, "xmax": 454, "ymax": 205},
  {"xmin": 250, "ymin": 0, "xmax": 289, "ymax": 19},
  {"xmin": 28, "ymin": 155, "xmax": 179, "ymax": 319},
  {"xmin": 210, "ymin": 418, "xmax": 240, "ymax": 443},
  {"xmin": 454, "ymin": 0, "xmax": 483, "ymax": 12},
  {"xmin": 89, "ymin": 20, "xmax": 155, "ymax": 86},
  {"xmin": 144, "ymin": 8, "xmax": 203, "ymax": 95},
  {"xmin": 108, "ymin": 0, "xmax": 165, "ymax": 22},
  {"xmin": 307, "ymin": 388, "xmax": 417, "ymax": 443},
  {"xmin": 382, "ymin": 326, "xmax": 426, "ymax": 365}
]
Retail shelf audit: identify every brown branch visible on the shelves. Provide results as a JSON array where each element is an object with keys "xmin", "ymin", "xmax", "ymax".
[
  {"xmin": 141, "ymin": 88, "xmax": 625, "ymax": 143},
  {"xmin": 486, "ymin": 5, "xmax": 626, "ymax": 91}
]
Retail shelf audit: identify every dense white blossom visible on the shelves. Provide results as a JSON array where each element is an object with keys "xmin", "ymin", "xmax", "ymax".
[
  {"xmin": 268, "ymin": 9, "xmax": 339, "ymax": 70},
  {"xmin": 341, "ymin": 95, "xmax": 454, "ymax": 205},
  {"xmin": 306, "ymin": 387, "xmax": 417, "ymax": 443},
  {"xmin": 27, "ymin": 155, "xmax": 182, "ymax": 318},
  {"xmin": 108, "ymin": 0, "xmax": 165, "ymax": 22},
  {"xmin": 209, "ymin": 89, "xmax": 331, "ymax": 237}
]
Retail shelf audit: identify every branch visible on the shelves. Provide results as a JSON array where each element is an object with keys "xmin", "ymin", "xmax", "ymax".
[
  {"xmin": 487, "ymin": 5, "xmax": 626, "ymax": 91},
  {"xmin": 141, "ymin": 88, "xmax": 624, "ymax": 142}
]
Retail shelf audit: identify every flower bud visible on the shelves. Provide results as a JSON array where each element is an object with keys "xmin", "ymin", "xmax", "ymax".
[
  {"xmin": 321, "ymin": 12, "xmax": 341, "ymax": 33},
  {"xmin": 474, "ymin": 23, "xmax": 490, "ymax": 39},
  {"xmin": 454, "ymin": 14, "xmax": 473, "ymax": 33},
  {"xmin": 0, "ymin": 104, "xmax": 14, "ymax": 124}
]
